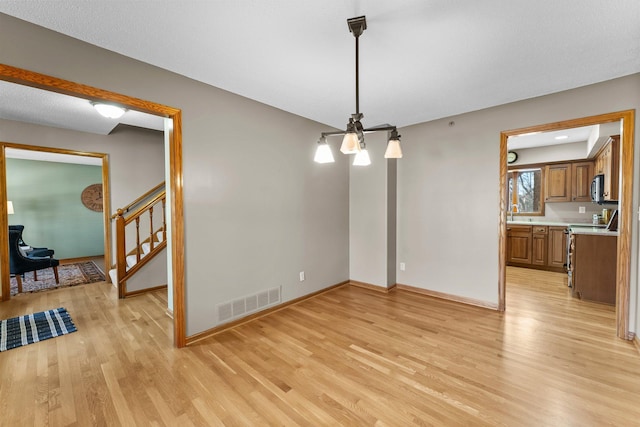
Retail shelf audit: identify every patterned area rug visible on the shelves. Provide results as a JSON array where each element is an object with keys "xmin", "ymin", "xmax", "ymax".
[
  {"xmin": 0, "ymin": 307, "xmax": 77, "ymax": 352},
  {"xmin": 10, "ymin": 261, "xmax": 105, "ymax": 296}
]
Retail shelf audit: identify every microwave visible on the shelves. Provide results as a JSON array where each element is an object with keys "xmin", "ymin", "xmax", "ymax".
[{"xmin": 591, "ymin": 174, "xmax": 605, "ymax": 204}]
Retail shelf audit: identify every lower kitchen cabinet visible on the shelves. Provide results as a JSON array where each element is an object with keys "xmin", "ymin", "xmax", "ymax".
[
  {"xmin": 507, "ymin": 225, "xmax": 566, "ymax": 272},
  {"xmin": 572, "ymin": 233, "xmax": 617, "ymax": 305},
  {"xmin": 532, "ymin": 226, "xmax": 547, "ymax": 266},
  {"xmin": 547, "ymin": 227, "xmax": 567, "ymax": 269},
  {"xmin": 507, "ymin": 226, "xmax": 532, "ymax": 265}
]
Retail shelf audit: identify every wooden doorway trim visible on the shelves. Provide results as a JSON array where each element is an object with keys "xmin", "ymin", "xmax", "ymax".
[
  {"xmin": 0, "ymin": 63, "xmax": 186, "ymax": 348},
  {"xmin": 498, "ymin": 110, "xmax": 635, "ymax": 340}
]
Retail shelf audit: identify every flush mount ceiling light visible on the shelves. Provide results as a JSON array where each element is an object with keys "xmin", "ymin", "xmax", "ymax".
[
  {"xmin": 92, "ymin": 102, "xmax": 127, "ymax": 119},
  {"xmin": 314, "ymin": 16, "xmax": 403, "ymax": 165}
]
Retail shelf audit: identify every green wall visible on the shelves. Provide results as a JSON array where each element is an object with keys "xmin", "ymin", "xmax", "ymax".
[{"xmin": 6, "ymin": 158, "xmax": 104, "ymax": 259}]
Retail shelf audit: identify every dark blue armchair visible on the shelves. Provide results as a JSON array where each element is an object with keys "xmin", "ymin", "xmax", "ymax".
[
  {"xmin": 8, "ymin": 229, "xmax": 59, "ymax": 293},
  {"xmin": 8, "ymin": 225, "xmax": 55, "ymax": 258}
]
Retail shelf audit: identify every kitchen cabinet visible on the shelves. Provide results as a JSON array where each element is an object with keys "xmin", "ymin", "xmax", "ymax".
[
  {"xmin": 507, "ymin": 224, "xmax": 566, "ymax": 272},
  {"xmin": 595, "ymin": 135, "xmax": 619, "ymax": 201},
  {"xmin": 545, "ymin": 163, "xmax": 571, "ymax": 202},
  {"xmin": 544, "ymin": 160, "xmax": 595, "ymax": 203},
  {"xmin": 572, "ymin": 233, "xmax": 617, "ymax": 305},
  {"xmin": 571, "ymin": 161, "xmax": 595, "ymax": 202},
  {"xmin": 507, "ymin": 225, "xmax": 532, "ymax": 265},
  {"xmin": 532, "ymin": 226, "xmax": 547, "ymax": 266},
  {"xmin": 547, "ymin": 226, "xmax": 567, "ymax": 269}
]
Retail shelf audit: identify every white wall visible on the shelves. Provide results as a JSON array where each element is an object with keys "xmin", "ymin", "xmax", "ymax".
[
  {"xmin": 396, "ymin": 74, "xmax": 639, "ymax": 334},
  {"xmin": 510, "ymin": 141, "xmax": 589, "ymax": 165},
  {"xmin": 349, "ymin": 132, "xmax": 394, "ymax": 288},
  {"xmin": 0, "ymin": 13, "xmax": 350, "ymax": 335}
]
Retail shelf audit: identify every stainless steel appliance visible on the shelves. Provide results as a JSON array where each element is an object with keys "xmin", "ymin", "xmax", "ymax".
[
  {"xmin": 565, "ymin": 228, "xmax": 573, "ymax": 287},
  {"xmin": 591, "ymin": 174, "xmax": 605, "ymax": 204}
]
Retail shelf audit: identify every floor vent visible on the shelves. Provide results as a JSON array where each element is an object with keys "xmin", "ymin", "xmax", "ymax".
[{"xmin": 217, "ymin": 286, "xmax": 281, "ymax": 323}]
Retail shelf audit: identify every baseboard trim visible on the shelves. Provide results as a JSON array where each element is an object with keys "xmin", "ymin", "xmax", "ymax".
[
  {"xmin": 165, "ymin": 308, "xmax": 174, "ymax": 319},
  {"xmin": 632, "ymin": 333, "xmax": 639, "ymax": 354},
  {"xmin": 185, "ymin": 281, "xmax": 349, "ymax": 346},
  {"xmin": 60, "ymin": 256, "xmax": 104, "ymax": 265},
  {"xmin": 123, "ymin": 284, "xmax": 167, "ymax": 298},
  {"xmin": 349, "ymin": 280, "xmax": 396, "ymax": 293},
  {"xmin": 396, "ymin": 283, "xmax": 499, "ymax": 310}
]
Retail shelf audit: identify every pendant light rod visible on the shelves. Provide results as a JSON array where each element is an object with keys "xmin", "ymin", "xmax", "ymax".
[
  {"xmin": 355, "ymin": 31, "xmax": 360, "ymax": 114},
  {"xmin": 347, "ymin": 16, "xmax": 366, "ymax": 115}
]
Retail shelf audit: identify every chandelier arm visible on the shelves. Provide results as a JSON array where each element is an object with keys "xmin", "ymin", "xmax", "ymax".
[
  {"xmin": 362, "ymin": 126, "xmax": 396, "ymax": 133},
  {"xmin": 322, "ymin": 126, "xmax": 397, "ymax": 138},
  {"xmin": 321, "ymin": 131, "xmax": 349, "ymax": 137}
]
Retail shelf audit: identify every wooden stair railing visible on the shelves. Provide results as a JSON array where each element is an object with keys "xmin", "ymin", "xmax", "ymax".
[{"xmin": 111, "ymin": 182, "xmax": 167, "ymax": 298}]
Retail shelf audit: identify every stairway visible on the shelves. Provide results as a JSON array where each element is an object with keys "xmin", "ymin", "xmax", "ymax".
[
  {"xmin": 109, "ymin": 230, "xmax": 165, "ymax": 286},
  {"xmin": 111, "ymin": 182, "xmax": 167, "ymax": 297}
]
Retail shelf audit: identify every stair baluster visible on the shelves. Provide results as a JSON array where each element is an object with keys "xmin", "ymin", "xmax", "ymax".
[
  {"xmin": 149, "ymin": 206, "xmax": 155, "ymax": 252},
  {"xmin": 110, "ymin": 182, "xmax": 167, "ymax": 298}
]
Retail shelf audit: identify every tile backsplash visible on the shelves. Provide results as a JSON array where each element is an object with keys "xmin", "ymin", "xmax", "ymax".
[{"xmin": 515, "ymin": 202, "xmax": 616, "ymax": 224}]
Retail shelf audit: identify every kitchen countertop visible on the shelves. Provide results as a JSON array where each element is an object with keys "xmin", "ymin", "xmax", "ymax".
[
  {"xmin": 506, "ymin": 220, "xmax": 618, "ymax": 236},
  {"xmin": 568, "ymin": 226, "xmax": 618, "ymax": 237},
  {"xmin": 507, "ymin": 220, "xmax": 572, "ymax": 227}
]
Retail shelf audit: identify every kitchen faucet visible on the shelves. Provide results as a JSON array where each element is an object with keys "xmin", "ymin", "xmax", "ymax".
[{"xmin": 509, "ymin": 204, "xmax": 518, "ymax": 221}]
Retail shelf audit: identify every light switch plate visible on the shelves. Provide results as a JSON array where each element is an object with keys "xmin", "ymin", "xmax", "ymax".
[{"xmin": 579, "ymin": 206, "xmax": 586, "ymax": 213}]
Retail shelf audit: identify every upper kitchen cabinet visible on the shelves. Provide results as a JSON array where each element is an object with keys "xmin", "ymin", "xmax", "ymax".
[
  {"xmin": 545, "ymin": 163, "xmax": 571, "ymax": 202},
  {"xmin": 594, "ymin": 135, "xmax": 619, "ymax": 201},
  {"xmin": 571, "ymin": 161, "xmax": 595, "ymax": 202},
  {"xmin": 544, "ymin": 160, "xmax": 595, "ymax": 203}
]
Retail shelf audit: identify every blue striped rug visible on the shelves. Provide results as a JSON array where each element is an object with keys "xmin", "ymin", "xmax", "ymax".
[{"xmin": 0, "ymin": 307, "xmax": 77, "ymax": 352}]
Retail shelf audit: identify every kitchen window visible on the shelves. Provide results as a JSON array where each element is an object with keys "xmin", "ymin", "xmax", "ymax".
[{"xmin": 508, "ymin": 168, "xmax": 544, "ymax": 215}]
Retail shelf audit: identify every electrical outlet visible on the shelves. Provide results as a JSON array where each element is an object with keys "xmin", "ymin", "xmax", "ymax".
[
  {"xmin": 299, "ymin": 271, "xmax": 305, "ymax": 282},
  {"xmin": 579, "ymin": 206, "xmax": 586, "ymax": 213},
  {"xmin": 400, "ymin": 262, "xmax": 405, "ymax": 271}
]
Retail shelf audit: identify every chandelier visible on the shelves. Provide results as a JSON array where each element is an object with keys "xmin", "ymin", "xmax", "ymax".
[{"xmin": 314, "ymin": 16, "xmax": 403, "ymax": 165}]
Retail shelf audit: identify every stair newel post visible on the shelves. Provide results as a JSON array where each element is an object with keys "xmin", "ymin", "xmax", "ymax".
[
  {"xmin": 149, "ymin": 206, "xmax": 155, "ymax": 251},
  {"xmin": 115, "ymin": 209, "xmax": 127, "ymax": 298},
  {"xmin": 135, "ymin": 217, "xmax": 141, "ymax": 263},
  {"xmin": 162, "ymin": 198, "xmax": 167, "ymax": 242}
]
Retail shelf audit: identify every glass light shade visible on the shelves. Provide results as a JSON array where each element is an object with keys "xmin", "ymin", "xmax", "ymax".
[
  {"xmin": 384, "ymin": 139, "xmax": 403, "ymax": 158},
  {"xmin": 93, "ymin": 103, "xmax": 126, "ymax": 119},
  {"xmin": 7, "ymin": 201, "xmax": 14, "ymax": 215},
  {"xmin": 314, "ymin": 144, "xmax": 335, "ymax": 163},
  {"xmin": 340, "ymin": 132, "xmax": 361, "ymax": 154},
  {"xmin": 352, "ymin": 149, "xmax": 371, "ymax": 166}
]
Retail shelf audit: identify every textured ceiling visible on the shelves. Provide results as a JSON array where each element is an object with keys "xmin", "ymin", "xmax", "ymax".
[
  {"xmin": 0, "ymin": 0, "xmax": 639, "ymax": 131},
  {"xmin": 0, "ymin": 81, "xmax": 164, "ymax": 135}
]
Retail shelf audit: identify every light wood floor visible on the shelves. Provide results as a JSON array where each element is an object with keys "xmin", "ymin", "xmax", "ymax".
[{"xmin": 1, "ymin": 267, "xmax": 639, "ymax": 426}]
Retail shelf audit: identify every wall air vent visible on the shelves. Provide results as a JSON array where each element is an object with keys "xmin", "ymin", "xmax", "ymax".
[{"xmin": 216, "ymin": 286, "xmax": 282, "ymax": 324}]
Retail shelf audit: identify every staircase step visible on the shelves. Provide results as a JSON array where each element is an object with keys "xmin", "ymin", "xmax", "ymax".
[
  {"xmin": 108, "ymin": 269, "xmax": 118, "ymax": 287},
  {"xmin": 126, "ymin": 252, "xmax": 147, "ymax": 268}
]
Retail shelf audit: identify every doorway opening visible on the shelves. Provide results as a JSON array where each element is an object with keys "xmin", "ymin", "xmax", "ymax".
[
  {"xmin": 3, "ymin": 144, "xmax": 109, "ymax": 295},
  {"xmin": 0, "ymin": 63, "xmax": 186, "ymax": 347},
  {"xmin": 498, "ymin": 110, "xmax": 635, "ymax": 340}
]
